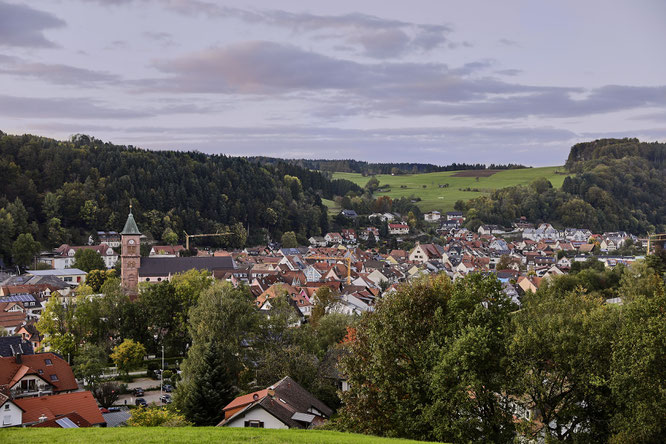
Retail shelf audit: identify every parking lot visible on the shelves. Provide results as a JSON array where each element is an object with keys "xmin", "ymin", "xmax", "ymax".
[{"xmin": 116, "ymin": 377, "xmax": 172, "ymax": 407}]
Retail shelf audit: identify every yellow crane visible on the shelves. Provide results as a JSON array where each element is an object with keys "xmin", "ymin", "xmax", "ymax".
[
  {"xmin": 184, "ymin": 231, "xmax": 232, "ymax": 250},
  {"xmin": 646, "ymin": 233, "xmax": 666, "ymax": 255},
  {"xmin": 305, "ymin": 255, "xmax": 352, "ymax": 285}
]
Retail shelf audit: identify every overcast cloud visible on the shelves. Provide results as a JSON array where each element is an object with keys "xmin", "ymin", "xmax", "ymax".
[{"xmin": 1, "ymin": 0, "xmax": 665, "ymax": 165}]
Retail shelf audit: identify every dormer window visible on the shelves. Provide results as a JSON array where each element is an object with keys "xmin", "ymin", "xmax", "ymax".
[
  {"xmin": 50, "ymin": 374, "xmax": 59, "ymax": 381},
  {"xmin": 44, "ymin": 359, "xmax": 53, "ymax": 366}
]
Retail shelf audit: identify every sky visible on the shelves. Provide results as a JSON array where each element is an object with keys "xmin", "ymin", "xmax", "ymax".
[{"xmin": 1, "ymin": 0, "xmax": 665, "ymax": 166}]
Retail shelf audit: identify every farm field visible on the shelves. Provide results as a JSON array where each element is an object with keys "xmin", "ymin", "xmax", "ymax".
[
  {"xmin": 0, "ymin": 427, "xmax": 430, "ymax": 444},
  {"xmin": 321, "ymin": 198, "xmax": 341, "ymax": 216},
  {"xmin": 333, "ymin": 166, "xmax": 567, "ymax": 212}
]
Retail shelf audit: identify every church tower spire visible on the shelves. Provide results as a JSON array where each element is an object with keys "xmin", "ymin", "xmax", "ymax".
[{"xmin": 121, "ymin": 204, "xmax": 141, "ymax": 295}]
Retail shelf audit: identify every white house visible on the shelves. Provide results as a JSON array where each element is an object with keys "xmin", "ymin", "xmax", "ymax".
[
  {"xmin": 0, "ymin": 395, "xmax": 23, "ymax": 428},
  {"xmin": 388, "ymin": 223, "xmax": 409, "ymax": 235},
  {"xmin": 218, "ymin": 376, "xmax": 332, "ymax": 429},
  {"xmin": 424, "ymin": 211, "xmax": 441, "ymax": 222},
  {"xmin": 26, "ymin": 269, "xmax": 87, "ymax": 286}
]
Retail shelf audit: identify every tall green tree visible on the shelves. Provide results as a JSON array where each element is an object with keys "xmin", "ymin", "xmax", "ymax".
[
  {"xmin": 174, "ymin": 282, "xmax": 259, "ymax": 423},
  {"xmin": 281, "ymin": 231, "xmax": 298, "ymax": 248},
  {"xmin": 73, "ymin": 248, "xmax": 105, "ymax": 272},
  {"xmin": 11, "ymin": 233, "xmax": 41, "ymax": 268}
]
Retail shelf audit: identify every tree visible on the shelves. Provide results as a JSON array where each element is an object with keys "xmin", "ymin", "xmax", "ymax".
[
  {"xmin": 36, "ymin": 294, "xmax": 78, "ymax": 357},
  {"xmin": 92, "ymin": 382, "xmax": 121, "ymax": 409},
  {"xmin": 281, "ymin": 231, "xmax": 298, "ymax": 248},
  {"xmin": 73, "ymin": 248, "xmax": 105, "ymax": 272},
  {"xmin": 176, "ymin": 341, "xmax": 239, "ymax": 425},
  {"xmin": 427, "ymin": 274, "xmax": 517, "ymax": 443},
  {"xmin": 111, "ymin": 339, "xmax": 146, "ymax": 376},
  {"xmin": 11, "ymin": 233, "xmax": 41, "ymax": 268},
  {"xmin": 127, "ymin": 407, "xmax": 191, "ymax": 427},
  {"xmin": 174, "ymin": 282, "xmax": 259, "ymax": 424},
  {"xmin": 495, "ymin": 254, "xmax": 512, "ymax": 270},
  {"xmin": 610, "ymin": 278, "xmax": 666, "ymax": 442},
  {"xmin": 364, "ymin": 176, "xmax": 380, "ymax": 193},
  {"xmin": 46, "ymin": 217, "xmax": 67, "ymax": 247},
  {"xmin": 508, "ymin": 288, "xmax": 615, "ymax": 442},
  {"xmin": 338, "ymin": 275, "xmax": 451, "ymax": 440},
  {"xmin": 310, "ymin": 286, "xmax": 339, "ymax": 326},
  {"xmin": 86, "ymin": 269, "xmax": 115, "ymax": 293},
  {"xmin": 162, "ymin": 227, "xmax": 178, "ymax": 245},
  {"xmin": 74, "ymin": 343, "xmax": 108, "ymax": 388}
]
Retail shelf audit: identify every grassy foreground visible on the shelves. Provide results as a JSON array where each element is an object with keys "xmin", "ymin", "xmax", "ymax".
[
  {"xmin": 0, "ymin": 427, "xmax": 429, "ymax": 444},
  {"xmin": 333, "ymin": 166, "xmax": 567, "ymax": 212}
]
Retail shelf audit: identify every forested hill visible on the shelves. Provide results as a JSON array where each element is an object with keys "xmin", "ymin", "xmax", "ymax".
[
  {"xmin": 249, "ymin": 157, "xmax": 526, "ymax": 175},
  {"xmin": 460, "ymin": 138, "xmax": 666, "ymax": 234},
  {"xmin": 0, "ymin": 132, "xmax": 361, "ymax": 258}
]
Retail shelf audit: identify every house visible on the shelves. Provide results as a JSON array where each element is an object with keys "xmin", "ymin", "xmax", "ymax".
[
  {"xmin": 341, "ymin": 229, "xmax": 356, "ymax": 243},
  {"xmin": 218, "ymin": 376, "xmax": 332, "ymax": 429},
  {"xmin": 446, "ymin": 211, "xmax": 464, "ymax": 221},
  {"xmin": 11, "ymin": 391, "xmax": 105, "ymax": 427},
  {"xmin": 340, "ymin": 209, "xmax": 358, "ymax": 219},
  {"xmin": 149, "ymin": 245, "xmax": 185, "ymax": 257},
  {"xmin": 40, "ymin": 244, "xmax": 118, "ymax": 269},
  {"xmin": 324, "ymin": 233, "xmax": 343, "ymax": 245},
  {"xmin": 424, "ymin": 211, "xmax": 441, "ymax": 222},
  {"xmin": 0, "ymin": 352, "xmax": 78, "ymax": 399},
  {"xmin": 478, "ymin": 225, "xmax": 505, "ymax": 236},
  {"xmin": 409, "ymin": 243, "xmax": 445, "ymax": 264},
  {"xmin": 388, "ymin": 224, "xmax": 409, "ymax": 235},
  {"xmin": 308, "ymin": 236, "xmax": 327, "ymax": 248},
  {"xmin": 25, "ymin": 269, "xmax": 87, "ymax": 286}
]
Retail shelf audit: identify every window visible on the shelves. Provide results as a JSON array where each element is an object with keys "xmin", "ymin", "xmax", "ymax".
[
  {"xmin": 50, "ymin": 374, "xmax": 59, "ymax": 382},
  {"xmin": 38, "ymin": 369, "xmax": 43, "ymax": 375},
  {"xmin": 63, "ymin": 277, "xmax": 72, "ymax": 282},
  {"xmin": 44, "ymin": 359, "xmax": 53, "ymax": 366},
  {"xmin": 3, "ymin": 415, "xmax": 11, "ymax": 425},
  {"xmin": 4, "ymin": 404, "xmax": 10, "ymax": 410},
  {"xmin": 244, "ymin": 420, "xmax": 264, "ymax": 428}
]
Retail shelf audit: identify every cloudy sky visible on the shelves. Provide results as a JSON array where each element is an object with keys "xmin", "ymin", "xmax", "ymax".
[{"xmin": 1, "ymin": 0, "xmax": 665, "ymax": 165}]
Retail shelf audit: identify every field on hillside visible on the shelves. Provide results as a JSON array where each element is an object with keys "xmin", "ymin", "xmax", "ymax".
[
  {"xmin": 333, "ymin": 166, "xmax": 567, "ymax": 212},
  {"xmin": 0, "ymin": 427, "xmax": 429, "ymax": 444}
]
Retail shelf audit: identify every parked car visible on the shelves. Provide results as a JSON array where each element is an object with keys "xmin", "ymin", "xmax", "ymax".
[
  {"xmin": 133, "ymin": 387, "xmax": 144, "ymax": 396},
  {"xmin": 159, "ymin": 394, "xmax": 172, "ymax": 404},
  {"xmin": 163, "ymin": 384, "xmax": 173, "ymax": 393},
  {"xmin": 135, "ymin": 398, "xmax": 147, "ymax": 407}
]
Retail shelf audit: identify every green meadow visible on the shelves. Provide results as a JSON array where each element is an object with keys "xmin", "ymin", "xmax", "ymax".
[
  {"xmin": 0, "ymin": 427, "xmax": 430, "ymax": 444},
  {"xmin": 333, "ymin": 166, "xmax": 567, "ymax": 212}
]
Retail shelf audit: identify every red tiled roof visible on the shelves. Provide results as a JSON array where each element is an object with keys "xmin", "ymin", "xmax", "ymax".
[
  {"xmin": 14, "ymin": 391, "xmax": 104, "ymax": 426},
  {"xmin": 31, "ymin": 412, "xmax": 92, "ymax": 428},
  {"xmin": 0, "ymin": 353, "xmax": 78, "ymax": 392}
]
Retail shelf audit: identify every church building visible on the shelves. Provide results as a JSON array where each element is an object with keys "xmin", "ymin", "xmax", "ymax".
[{"xmin": 119, "ymin": 207, "xmax": 236, "ymax": 295}]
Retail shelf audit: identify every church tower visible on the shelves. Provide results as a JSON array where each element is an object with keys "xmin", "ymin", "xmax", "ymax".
[{"xmin": 120, "ymin": 205, "xmax": 141, "ymax": 295}]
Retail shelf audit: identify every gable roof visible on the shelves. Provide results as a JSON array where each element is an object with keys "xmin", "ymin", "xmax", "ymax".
[
  {"xmin": 0, "ymin": 336, "xmax": 35, "ymax": 357},
  {"xmin": 14, "ymin": 391, "xmax": 104, "ymax": 426},
  {"xmin": 139, "ymin": 256, "xmax": 235, "ymax": 277},
  {"xmin": 219, "ymin": 376, "xmax": 332, "ymax": 428},
  {"xmin": 0, "ymin": 352, "xmax": 78, "ymax": 392}
]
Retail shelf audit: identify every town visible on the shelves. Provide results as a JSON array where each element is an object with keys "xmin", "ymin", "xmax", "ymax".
[{"xmin": 0, "ymin": 206, "xmax": 655, "ymax": 431}]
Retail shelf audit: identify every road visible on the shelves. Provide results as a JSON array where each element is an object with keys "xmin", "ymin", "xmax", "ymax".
[{"xmin": 116, "ymin": 377, "xmax": 172, "ymax": 407}]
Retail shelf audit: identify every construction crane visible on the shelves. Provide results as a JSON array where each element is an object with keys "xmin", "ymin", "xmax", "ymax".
[
  {"xmin": 184, "ymin": 231, "xmax": 232, "ymax": 250},
  {"xmin": 646, "ymin": 233, "xmax": 666, "ymax": 255},
  {"xmin": 305, "ymin": 255, "xmax": 352, "ymax": 285}
]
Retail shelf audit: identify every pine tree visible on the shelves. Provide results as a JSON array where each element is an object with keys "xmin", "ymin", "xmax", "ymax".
[{"xmin": 176, "ymin": 341, "xmax": 238, "ymax": 426}]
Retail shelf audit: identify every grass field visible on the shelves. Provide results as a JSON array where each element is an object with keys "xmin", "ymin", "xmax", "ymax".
[
  {"xmin": 321, "ymin": 198, "xmax": 341, "ymax": 216},
  {"xmin": 333, "ymin": 166, "xmax": 567, "ymax": 212},
  {"xmin": 0, "ymin": 427, "xmax": 429, "ymax": 444}
]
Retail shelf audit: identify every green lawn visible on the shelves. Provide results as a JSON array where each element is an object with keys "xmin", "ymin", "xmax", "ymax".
[
  {"xmin": 321, "ymin": 198, "xmax": 341, "ymax": 216},
  {"xmin": 0, "ymin": 427, "xmax": 429, "ymax": 444},
  {"xmin": 333, "ymin": 166, "xmax": 567, "ymax": 212}
]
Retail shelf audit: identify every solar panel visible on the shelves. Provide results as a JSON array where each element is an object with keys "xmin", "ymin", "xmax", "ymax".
[
  {"xmin": 55, "ymin": 417, "xmax": 79, "ymax": 428},
  {"xmin": 0, "ymin": 294, "xmax": 36, "ymax": 303}
]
